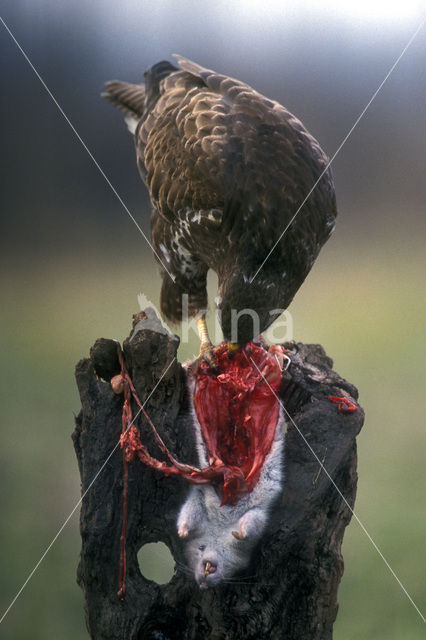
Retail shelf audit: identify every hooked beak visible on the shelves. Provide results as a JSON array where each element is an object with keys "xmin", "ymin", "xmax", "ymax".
[{"xmin": 226, "ymin": 341, "xmax": 240, "ymax": 359}]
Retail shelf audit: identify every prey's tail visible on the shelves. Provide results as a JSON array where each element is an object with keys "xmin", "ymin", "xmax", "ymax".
[{"xmin": 102, "ymin": 80, "xmax": 145, "ymax": 133}]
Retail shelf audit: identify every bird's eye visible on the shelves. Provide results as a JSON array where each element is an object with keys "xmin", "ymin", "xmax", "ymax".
[{"xmin": 198, "ymin": 544, "xmax": 206, "ymax": 551}]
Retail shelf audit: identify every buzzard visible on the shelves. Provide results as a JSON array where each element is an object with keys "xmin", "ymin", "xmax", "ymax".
[{"xmin": 103, "ymin": 56, "xmax": 337, "ymax": 364}]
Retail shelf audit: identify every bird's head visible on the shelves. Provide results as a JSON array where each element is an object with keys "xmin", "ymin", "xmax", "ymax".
[{"xmin": 216, "ymin": 269, "xmax": 283, "ymax": 348}]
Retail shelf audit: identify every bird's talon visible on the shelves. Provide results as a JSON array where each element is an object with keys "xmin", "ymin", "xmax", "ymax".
[
  {"xmin": 200, "ymin": 343, "xmax": 217, "ymax": 369},
  {"xmin": 186, "ymin": 343, "xmax": 218, "ymax": 375}
]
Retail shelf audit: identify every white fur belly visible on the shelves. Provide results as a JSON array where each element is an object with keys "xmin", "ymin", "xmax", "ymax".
[{"xmin": 177, "ymin": 401, "xmax": 285, "ymax": 588}]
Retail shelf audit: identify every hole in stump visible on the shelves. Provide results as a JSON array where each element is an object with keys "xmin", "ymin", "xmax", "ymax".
[{"xmin": 138, "ymin": 542, "xmax": 174, "ymax": 584}]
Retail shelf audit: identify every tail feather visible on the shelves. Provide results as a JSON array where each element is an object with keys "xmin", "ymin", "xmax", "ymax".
[{"xmin": 102, "ymin": 80, "xmax": 145, "ymax": 119}]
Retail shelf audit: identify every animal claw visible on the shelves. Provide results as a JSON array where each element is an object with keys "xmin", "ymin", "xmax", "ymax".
[
  {"xmin": 185, "ymin": 343, "xmax": 219, "ymax": 375},
  {"xmin": 201, "ymin": 344, "xmax": 218, "ymax": 370},
  {"xmin": 232, "ymin": 529, "xmax": 245, "ymax": 540},
  {"xmin": 178, "ymin": 525, "xmax": 189, "ymax": 538}
]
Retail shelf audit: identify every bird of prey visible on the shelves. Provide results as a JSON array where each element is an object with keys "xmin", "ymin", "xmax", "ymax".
[{"xmin": 103, "ymin": 55, "xmax": 337, "ymax": 365}]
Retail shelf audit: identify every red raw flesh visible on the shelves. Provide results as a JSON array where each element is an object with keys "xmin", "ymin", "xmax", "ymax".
[{"xmin": 193, "ymin": 342, "xmax": 282, "ymax": 505}]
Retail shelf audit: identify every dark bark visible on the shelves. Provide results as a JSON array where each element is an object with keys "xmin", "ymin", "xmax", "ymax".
[{"xmin": 73, "ymin": 309, "xmax": 364, "ymax": 640}]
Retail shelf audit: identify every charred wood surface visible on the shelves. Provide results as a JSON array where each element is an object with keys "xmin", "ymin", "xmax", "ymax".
[{"xmin": 73, "ymin": 310, "xmax": 364, "ymax": 639}]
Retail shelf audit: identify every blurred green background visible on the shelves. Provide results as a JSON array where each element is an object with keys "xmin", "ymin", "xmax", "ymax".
[{"xmin": 1, "ymin": 2, "xmax": 425, "ymax": 638}]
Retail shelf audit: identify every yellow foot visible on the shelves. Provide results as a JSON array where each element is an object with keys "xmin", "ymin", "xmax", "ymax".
[{"xmin": 186, "ymin": 342, "xmax": 218, "ymax": 375}]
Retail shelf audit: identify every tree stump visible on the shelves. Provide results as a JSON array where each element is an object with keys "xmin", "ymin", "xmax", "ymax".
[{"xmin": 73, "ymin": 309, "xmax": 364, "ymax": 639}]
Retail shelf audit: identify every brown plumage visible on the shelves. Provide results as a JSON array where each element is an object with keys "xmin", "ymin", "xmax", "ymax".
[{"xmin": 103, "ymin": 55, "xmax": 337, "ymax": 347}]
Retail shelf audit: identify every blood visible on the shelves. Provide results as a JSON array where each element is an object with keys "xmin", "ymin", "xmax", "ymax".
[
  {"xmin": 117, "ymin": 383, "xmax": 132, "ymax": 600},
  {"xmin": 114, "ymin": 341, "xmax": 285, "ymax": 598},
  {"xmin": 327, "ymin": 395, "xmax": 357, "ymax": 413}
]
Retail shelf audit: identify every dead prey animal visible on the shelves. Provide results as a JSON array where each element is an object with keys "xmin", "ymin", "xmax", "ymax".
[{"xmin": 177, "ymin": 359, "xmax": 285, "ymax": 589}]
